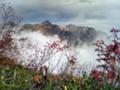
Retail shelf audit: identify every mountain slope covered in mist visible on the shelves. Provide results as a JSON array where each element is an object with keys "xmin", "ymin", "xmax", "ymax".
[{"xmin": 22, "ymin": 20, "xmax": 98, "ymax": 46}]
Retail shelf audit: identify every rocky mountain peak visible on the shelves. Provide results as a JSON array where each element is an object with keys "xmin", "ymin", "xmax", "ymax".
[{"xmin": 41, "ymin": 20, "xmax": 52, "ymax": 25}]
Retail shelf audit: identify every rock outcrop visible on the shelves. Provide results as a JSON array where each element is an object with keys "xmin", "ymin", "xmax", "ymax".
[{"xmin": 22, "ymin": 20, "xmax": 98, "ymax": 46}]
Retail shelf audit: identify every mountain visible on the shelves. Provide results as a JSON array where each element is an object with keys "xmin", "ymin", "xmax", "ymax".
[
  {"xmin": 64, "ymin": 24, "xmax": 97, "ymax": 46},
  {"xmin": 41, "ymin": 20, "xmax": 52, "ymax": 25},
  {"xmin": 22, "ymin": 20, "xmax": 98, "ymax": 46}
]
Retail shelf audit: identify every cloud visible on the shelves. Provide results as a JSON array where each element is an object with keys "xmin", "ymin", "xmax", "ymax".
[{"xmin": 5, "ymin": 0, "xmax": 120, "ymax": 30}]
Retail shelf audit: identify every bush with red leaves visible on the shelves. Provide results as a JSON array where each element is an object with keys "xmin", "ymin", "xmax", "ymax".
[{"xmin": 91, "ymin": 28, "xmax": 120, "ymax": 85}]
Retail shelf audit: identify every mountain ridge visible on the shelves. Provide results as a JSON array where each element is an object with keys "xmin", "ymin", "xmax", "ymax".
[{"xmin": 21, "ymin": 20, "xmax": 98, "ymax": 46}]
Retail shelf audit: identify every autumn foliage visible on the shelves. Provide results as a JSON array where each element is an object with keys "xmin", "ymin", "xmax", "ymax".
[
  {"xmin": 91, "ymin": 28, "xmax": 120, "ymax": 86},
  {"xmin": 1, "ymin": 29, "xmax": 120, "ymax": 90}
]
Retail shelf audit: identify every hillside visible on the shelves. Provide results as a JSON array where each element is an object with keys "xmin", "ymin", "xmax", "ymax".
[{"xmin": 22, "ymin": 20, "xmax": 98, "ymax": 46}]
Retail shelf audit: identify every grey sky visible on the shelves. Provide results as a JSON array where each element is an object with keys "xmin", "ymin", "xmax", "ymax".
[{"xmin": 6, "ymin": 0, "xmax": 120, "ymax": 31}]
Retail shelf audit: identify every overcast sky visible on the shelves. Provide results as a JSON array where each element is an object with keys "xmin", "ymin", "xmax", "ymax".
[{"xmin": 5, "ymin": 0, "xmax": 120, "ymax": 31}]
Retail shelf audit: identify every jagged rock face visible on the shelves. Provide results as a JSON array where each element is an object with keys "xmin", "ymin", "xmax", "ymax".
[
  {"xmin": 42, "ymin": 24, "xmax": 61, "ymax": 35},
  {"xmin": 22, "ymin": 24, "xmax": 34, "ymax": 30},
  {"xmin": 22, "ymin": 20, "xmax": 98, "ymax": 46},
  {"xmin": 64, "ymin": 24, "xmax": 97, "ymax": 46},
  {"xmin": 41, "ymin": 20, "xmax": 52, "ymax": 25},
  {"xmin": 22, "ymin": 20, "xmax": 61, "ymax": 35}
]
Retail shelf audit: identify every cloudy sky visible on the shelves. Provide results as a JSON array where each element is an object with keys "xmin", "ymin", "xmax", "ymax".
[{"xmin": 5, "ymin": 0, "xmax": 120, "ymax": 30}]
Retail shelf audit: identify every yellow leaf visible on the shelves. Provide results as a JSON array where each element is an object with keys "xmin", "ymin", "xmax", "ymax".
[{"xmin": 64, "ymin": 85, "xmax": 67, "ymax": 90}]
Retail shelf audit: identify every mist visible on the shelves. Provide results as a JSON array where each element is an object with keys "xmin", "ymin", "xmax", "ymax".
[{"xmin": 6, "ymin": 27, "xmax": 108, "ymax": 74}]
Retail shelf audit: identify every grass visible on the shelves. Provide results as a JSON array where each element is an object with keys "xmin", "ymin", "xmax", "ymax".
[
  {"xmin": 0, "ymin": 55, "xmax": 120, "ymax": 90},
  {"xmin": 0, "ymin": 65, "xmax": 34, "ymax": 90}
]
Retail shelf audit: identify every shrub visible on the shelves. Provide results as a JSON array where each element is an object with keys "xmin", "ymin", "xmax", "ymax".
[{"xmin": 91, "ymin": 28, "xmax": 120, "ymax": 88}]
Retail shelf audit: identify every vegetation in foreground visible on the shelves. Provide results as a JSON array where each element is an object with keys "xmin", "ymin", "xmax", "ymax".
[
  {"xmin": 1, "ymin": 26, "xmax": 120, "ymax": 90},
  {"xmin": 0, "ymin": 54, "xmax": 119, "ymax": 90}
]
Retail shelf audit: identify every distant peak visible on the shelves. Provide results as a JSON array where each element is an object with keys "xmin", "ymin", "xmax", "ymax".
[{"xmin": 41, "ymin": 20, "xmax": 52, "ymax": 25}]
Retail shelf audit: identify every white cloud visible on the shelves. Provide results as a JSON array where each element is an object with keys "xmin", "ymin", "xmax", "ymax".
[{"xmin": 5, "ymin": 0, "xmax": 120, "ymax": 30}]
